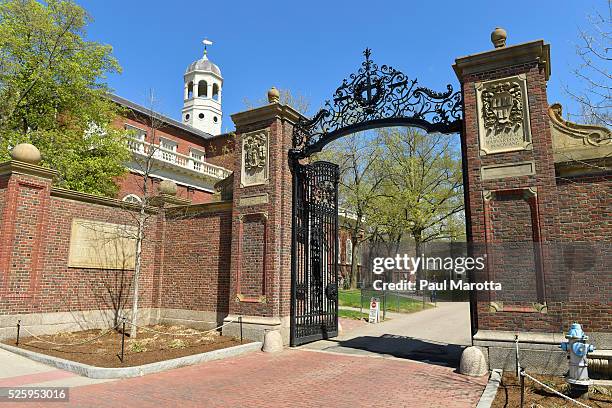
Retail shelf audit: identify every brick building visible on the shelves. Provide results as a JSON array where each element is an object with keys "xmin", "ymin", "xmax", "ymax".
[{"xmin": 110, "ymin": 46, "xmax": 233, "ymax": 205}]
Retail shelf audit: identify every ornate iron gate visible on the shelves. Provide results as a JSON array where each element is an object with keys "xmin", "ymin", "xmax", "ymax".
[
  {"xmin": 290, "ymin": 161, "xmax": 339, "ymax": 346},
  {"xmin": 289, "ymin": 48, "xmax": 463, "ymax": 346}
]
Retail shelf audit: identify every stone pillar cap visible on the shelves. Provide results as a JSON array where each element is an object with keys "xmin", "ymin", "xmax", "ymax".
[
  {"xmin": 268, "ymin": 87, "xmax": 280, "ymax": 103},
  {"xmin": 158, "ymin": 179, "xmax": 178, "ymax": 196},
  {"xmin": 10, "ymin": 143, "xmax": 42, "ymax": 165}
]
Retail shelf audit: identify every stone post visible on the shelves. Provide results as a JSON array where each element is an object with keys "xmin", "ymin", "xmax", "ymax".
[
  {"xmin": 0, "ymin": 144, "xmax": 57, "ymax": 301},
  {"xmin": 222, "ymin": 90, "xmax": 303, "ymax": 344}
]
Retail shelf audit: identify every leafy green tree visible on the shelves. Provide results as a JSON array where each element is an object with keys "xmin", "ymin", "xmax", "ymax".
[
  {"xmin": 374, "ymin": 128, "xmax": 464, "ymax": 280},
  {"xmin": 0, "ymin": 0, "xmax": 128, "ymax": 196}
]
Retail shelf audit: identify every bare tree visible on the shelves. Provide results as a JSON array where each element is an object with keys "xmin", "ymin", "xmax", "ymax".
[
  {"xmin": 567, "ymin": 1, "xmax": 611, "ymax": 126},
  {"xmin": 121, "ymin": 89, "xmax": 168, "ymax": 337}
]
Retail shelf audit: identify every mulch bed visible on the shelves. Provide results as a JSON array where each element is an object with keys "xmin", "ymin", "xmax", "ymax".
[
  {"xmin": 3, "ymin": 324, "xmax": 248, "ymax": 368},
  {"xmin": 492, "ymin": 372, "xmax": 612, "ymax": 408}
]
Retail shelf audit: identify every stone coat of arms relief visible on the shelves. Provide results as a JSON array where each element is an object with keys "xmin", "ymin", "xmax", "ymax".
[
  {"xmin": 476, "ymin": 74, "xmax": 532, "ymax": 155},
  {"xmin": 241, "ymin": 130, "xmax": 269, "ymax": 186}
]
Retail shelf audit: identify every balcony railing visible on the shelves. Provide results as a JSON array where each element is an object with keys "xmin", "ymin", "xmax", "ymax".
[{"xmin": 128, "ymin": 139, "xmax": 231, "ymax": 180}]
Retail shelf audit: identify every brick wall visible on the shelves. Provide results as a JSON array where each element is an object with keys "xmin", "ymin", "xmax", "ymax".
[
  {"xmin": 0, "ymin": 184, "xmax": 159, "ymax": 316},
  {"xmin": 161, "ymin": 206, "xmax": 232, "ymax": 314}
]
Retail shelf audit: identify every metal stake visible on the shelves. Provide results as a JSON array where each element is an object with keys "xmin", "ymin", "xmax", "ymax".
[
  {"xmin": 119, "ymin": 319, "xmax": 126, "ymax": 363},
  {"xmin": 519, "ymin": 369, "xmax": 525, "ymax": 408},
  {"xmin": 239, "ymin": 316, "xmax": 243, "ymax": 344},
  {"xmin": 16, "ymin": 320, "xmax": 21, "ymax": 346}
]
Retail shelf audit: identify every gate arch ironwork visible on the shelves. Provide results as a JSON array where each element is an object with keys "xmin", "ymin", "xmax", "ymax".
[{"xmin": 290, "ymin": 49, "xmax": 464, "ymax": 346}]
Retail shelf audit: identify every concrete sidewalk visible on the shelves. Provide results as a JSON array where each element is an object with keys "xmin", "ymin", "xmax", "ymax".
[
  {"xmin": 304, "ymin": 302, "xmax": 471, "ymax": 366},
  {"xmin": 0, "ymin": 348, "xmax": 113, "ymax": 389}
]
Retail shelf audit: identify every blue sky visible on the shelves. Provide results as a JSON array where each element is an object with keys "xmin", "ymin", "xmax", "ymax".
[{"xmin": 77, "ymin": 0, "xmax": 603, "ymax": 133}]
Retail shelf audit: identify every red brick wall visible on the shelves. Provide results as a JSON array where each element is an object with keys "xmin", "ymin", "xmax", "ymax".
[
  {"xmin": 0, "ymin": 172, "xmax": 158, "ymax": 316},
  {"xmin": 205, "ymin": 135, "xmax": 235, "ymax": 170},
  {"xmin": 161, "ymin": 207, "xmax": 232, "ymax": 313}
]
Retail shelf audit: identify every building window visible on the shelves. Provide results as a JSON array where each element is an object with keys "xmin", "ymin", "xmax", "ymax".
[
  {"xmin": 213, "ymin": 116, "xmax": 218, "ymax": 123},
  {"xmin": 198, "ymin": 80, "xmax": 208, "ymax": 97},
  {"xmin": 158, "ymin": 138, "xmax": 178, "ymax": 163},
  {"xmin": 337, "ymin": 236, "xmax": 342, "ymax": 263},
  {"xmin": 187, "ymin": 81, "xmax": 194, "ymax": 99},
  {"xmin": 124, "ymin": 124, "xmax": 146, "ymax": 152},
  {"xmin": 346, "ymin": 238, "xmax": 352, "ymax": 265},
  {"xmin": 199, "ymin": 113, "xmax": 205, "ymax": 119},
  {"xmin": 122, "ymin": 194, "xmax": 142, "ymax": 204},
  {"xmin": 190, "ymin": 148, "xmax": 205, "ymax": 172},
  {"xmin": 212, "ymin": 83, "xmax": 219, "ymax": 100}
]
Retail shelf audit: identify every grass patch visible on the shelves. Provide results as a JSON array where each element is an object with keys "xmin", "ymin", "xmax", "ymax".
[
  {"xmin": 339, "ymin": 290, "xmax": 433, "ymax": 314},
  {"xmin": 338, "ymin": 309, "xmax": 368, "ymax": 320}
]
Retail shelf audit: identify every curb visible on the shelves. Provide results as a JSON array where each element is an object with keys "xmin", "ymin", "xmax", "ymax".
[
  {"xmin": 0, "ymin": 341, "xmax": 262, "ymax": 379},
  {"xmin": 476, "ymin": 369, "xmax": 502, "ymax": 408}
]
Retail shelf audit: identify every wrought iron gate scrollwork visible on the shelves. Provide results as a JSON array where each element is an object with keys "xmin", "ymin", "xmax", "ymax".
[
  {"xmin": 290, "ymin": 161, "xmax": 339, "ymax": 346},
  {"xmin": 290, "ymin": 48, "xmax": 463, "ymax": 160}
]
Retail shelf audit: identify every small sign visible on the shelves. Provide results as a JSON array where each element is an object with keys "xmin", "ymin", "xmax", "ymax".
[{"xmin": 368, "ymin": 297, "xmax": 380, "ymax": 323}]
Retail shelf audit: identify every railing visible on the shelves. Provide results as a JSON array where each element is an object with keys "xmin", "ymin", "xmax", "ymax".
[{"xmin": 128, "ymin": 139, "xmax": 231, "ymax": 180}]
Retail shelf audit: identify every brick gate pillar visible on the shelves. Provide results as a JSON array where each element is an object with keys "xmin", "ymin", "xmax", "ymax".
[
  {"xmin": 0, "ymin": 145, "xmax": 57, "ymax": 307},
  {"xmin": 222, "ymin": 90, "xmax": 302, "ymax": 344},
  {"xmin": 453, "ymin": 30, "xmax": 567, "ymax": 371}
]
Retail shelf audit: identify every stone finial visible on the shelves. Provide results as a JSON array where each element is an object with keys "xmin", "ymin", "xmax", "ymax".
[
  {"xmin": 10, "ymin": 143, "xmax": 42, "ymax": 165},
  {"xmin": 158, "ymin": 179, "xmax": 177, "ymax": 196},
  {"xmin": 491, "ymin": 27, "xmax": 507, "ymax": 48},
  {"xmin": 267, "ymin": 86, "xmax": 280, "ymax": 104}
]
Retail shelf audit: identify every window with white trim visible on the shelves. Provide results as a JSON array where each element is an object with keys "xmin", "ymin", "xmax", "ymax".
[
  {"xmin": 125, "ymin": 124, "xmax": 146, "ymax": 152},
  {"xmin": 190, "ymin": 148, "xmax": 205, "ymax": 172},
  {"xmin": 159, "ymin": 138, "xmax": 178, "ymax": 163}
]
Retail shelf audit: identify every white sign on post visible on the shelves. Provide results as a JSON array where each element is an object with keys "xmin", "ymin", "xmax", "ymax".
[{"xmin": 368, "ymin": 297, "xmax": 380, "ymax": 324}]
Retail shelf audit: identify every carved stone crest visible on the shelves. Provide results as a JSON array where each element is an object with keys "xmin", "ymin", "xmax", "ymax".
[
  {"xmin": 244, "ymin": 132, "xmax": 267, "ymax": 172},
  {"xmin": 481, "ymin": 82, "xmax": 523, "ymax": 133},
  {"xmin": 476, "ymin": 75, "xmax": 532, "ymax": 155},
  {"xmin": 241, "ymin": 130, "xmax": 269, "ymax": 186}
]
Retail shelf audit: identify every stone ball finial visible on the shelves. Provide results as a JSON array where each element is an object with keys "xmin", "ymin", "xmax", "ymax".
[
  {"xmin": 459, "ymin": 346, "xmax": 488, "ymax": 376},
  {"xmin": 491, "ymin": 27, "xmax": 507, "ymax": 48},
  {"xmin": 10, "ymin": 143, "xmax": 42, "ymax": 165},
  {"xmin": 159, "ymin": 179, "xmax": 177, "ymax": 196},
  {"xmin": 267, "ymin": 86, "xmax": 280, "ymax": 104}
]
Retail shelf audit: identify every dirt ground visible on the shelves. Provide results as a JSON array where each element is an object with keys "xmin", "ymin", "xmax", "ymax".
[
  {"xmin": 492, "ymin": 372, "xmax": 612, "ymax": 408},
  {"xmin": 3, "ymin": 324, "xmax": 247, "ymax": 367}
]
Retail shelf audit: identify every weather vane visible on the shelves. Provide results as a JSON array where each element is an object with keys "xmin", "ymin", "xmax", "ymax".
[{"xmin": 202, "ymin": 38, "xmax": 213, "ymax": 57}]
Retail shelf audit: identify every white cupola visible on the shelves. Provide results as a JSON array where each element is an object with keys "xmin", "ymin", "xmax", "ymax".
[{"xmin": 182, "ymin": 39, "xmax": 223, "ymax": 135}]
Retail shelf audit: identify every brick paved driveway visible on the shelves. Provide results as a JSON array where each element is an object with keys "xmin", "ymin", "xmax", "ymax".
[{"xmin": 5, "ymin": 349, "xmax": 487, "ymax": 408}]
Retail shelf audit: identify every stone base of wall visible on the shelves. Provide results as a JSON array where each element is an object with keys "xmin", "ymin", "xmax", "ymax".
[
  {"xmin": 222, "ymin": 315, "xmax": 290, "ymax": 345},
  {"xmin": 475, "ymin": 330, "xmax": 612, "ymax": 376},
  {"xmin": 0, "ymin": 308, "xmax": 225, "ymax": 342},
  {"xmin": 154, "ymin": 308, "xmax": 225, "ymax": 330}
]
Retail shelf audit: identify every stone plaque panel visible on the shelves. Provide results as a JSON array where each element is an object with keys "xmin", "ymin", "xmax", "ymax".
[
  {"xmin": 475, "ymin": 74, "xmax": 532, "ymax": 155},
  {"xmin": 68, "ymin": 219, "xmax": 137, "ymax": 270},
  {"xmin": 240, "ymin": 130, "xmax": 269, "ymax": 187}
]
